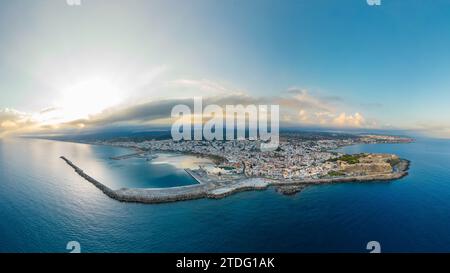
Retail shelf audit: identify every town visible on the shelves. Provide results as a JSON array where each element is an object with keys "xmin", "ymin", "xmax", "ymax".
[{"xmin": 93, "ymin": 133, "xmax": 412, "ymax": 182}]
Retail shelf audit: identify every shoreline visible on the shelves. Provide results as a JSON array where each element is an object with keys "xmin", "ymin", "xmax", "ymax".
[{"xmin": 60, "ymin": 155, "xmax": 410, "ymax": 204}]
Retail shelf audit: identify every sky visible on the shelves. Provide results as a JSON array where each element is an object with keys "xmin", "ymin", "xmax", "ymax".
[{"xmin": 1, "ymin": 0, "xmax": 450, "ymax": 137}]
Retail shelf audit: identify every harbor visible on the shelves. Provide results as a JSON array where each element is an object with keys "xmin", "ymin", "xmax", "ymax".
[{"xmin": 60, "ymin": 155, "xmax": 409, "ymax": 204}]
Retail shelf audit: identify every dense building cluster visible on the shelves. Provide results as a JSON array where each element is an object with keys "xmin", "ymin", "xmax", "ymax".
[{"xmin": 96, "ymin": 134, "xmax": 411, "ymax": 180}]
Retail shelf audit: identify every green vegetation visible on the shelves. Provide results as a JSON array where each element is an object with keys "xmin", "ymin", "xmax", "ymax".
[
  {"xmin": 328, "ymin": 153, "xmax": 365, "ymax": 164},
  {"xmin": 219, "ymin": 166, "xmax": 236, "ymax": 170},
  {"xmin": 328, "ymin": 170, "xmax": 346, "ymax": 177},
  {"xmin": 387, "ymin": 158, "xmax": 401, "ymax": 167}
]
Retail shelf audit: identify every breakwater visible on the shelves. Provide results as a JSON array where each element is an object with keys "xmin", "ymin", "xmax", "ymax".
[
  {"xmin": 61, "ymin": 156, "xmax": 210, "ymax": 204},
  {"xmin": 60, "ymin": 156, "xmax": 409, "ymax": 204},
  {"xmin": 60, "ymin": 156, "xmax": 118, "ymax": 199}
]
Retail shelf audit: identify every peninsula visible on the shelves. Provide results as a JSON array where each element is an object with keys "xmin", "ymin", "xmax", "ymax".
[{"xmin": 61, "ymin": 133, "xmax": 412, "ymax": 203}]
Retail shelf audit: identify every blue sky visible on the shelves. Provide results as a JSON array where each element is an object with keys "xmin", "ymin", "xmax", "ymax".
[{"xmin": 1, "ymin": 0, "xmax": 450, "ymax": 137}]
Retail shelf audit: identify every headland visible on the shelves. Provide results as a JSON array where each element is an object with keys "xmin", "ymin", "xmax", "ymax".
[{"xmin": 60, "ymin": 133, "xmax": 412, "ymax": 204}]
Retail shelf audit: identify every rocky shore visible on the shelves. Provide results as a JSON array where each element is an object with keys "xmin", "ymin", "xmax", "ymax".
[{"xmin": 60, "ymin": 156, "xmax": 410, "ymax": 204}]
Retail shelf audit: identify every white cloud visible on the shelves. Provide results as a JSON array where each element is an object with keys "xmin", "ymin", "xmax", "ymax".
[
  {"xmin": 169, "ymin": 79, "xmax": 246, "ymax": 97},
  {"xmin": 333, "ymin": 112, "xmax": 365, "ymax": 127},
  {"xmin": 0, "ymin": 108, "xmax": 36, "ymax": 137},
  {"xmin": 0, "ymin": 83, "xmax": 377, "ymax": 137},
  {"xmin": 275, "ymin": 89, "xmax": 371, "ymax": 128}
]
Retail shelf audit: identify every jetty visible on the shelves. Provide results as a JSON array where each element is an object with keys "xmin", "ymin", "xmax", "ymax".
[{"xmin": 60, "ymin": 156, "xmax": 410, "ymax": 204}]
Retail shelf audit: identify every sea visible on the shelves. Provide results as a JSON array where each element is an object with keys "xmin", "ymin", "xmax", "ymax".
[{"xmin": 1, "ymin": 137, "xmax": 450, "ymax": 253}]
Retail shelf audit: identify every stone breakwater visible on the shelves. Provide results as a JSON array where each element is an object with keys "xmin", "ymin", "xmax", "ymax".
[
  {"xmin": 60, "ymin": 156, "xmax": 208, "ymax": 204},
  {"xmin": 60, "ymin": 156, "xmax": 118, "ymax": 199},
  {"xmin": 60, "ymin": 156, "xmax": 410, "ymax": 204}
]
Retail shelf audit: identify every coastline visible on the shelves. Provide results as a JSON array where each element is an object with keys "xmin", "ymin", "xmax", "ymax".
[{"xmin": 60, "ymin": 154, "xmax": 410, "ymax": 204}]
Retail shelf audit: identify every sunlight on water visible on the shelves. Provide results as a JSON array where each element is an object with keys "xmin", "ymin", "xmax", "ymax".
[{"xmin": 2, "ymin": 138, "xmax": 450, "ymax": 252}]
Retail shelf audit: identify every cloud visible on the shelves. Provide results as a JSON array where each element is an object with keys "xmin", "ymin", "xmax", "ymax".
[
  {"xmin": 52, "ymin": 89, "xmax": 371, "ymax": 133},
  {"xmin": 289, "ymin": 110, "xmax": 368, "ymax": 128},
  {"xmin": 412, "ymin": 123, "xmax": 450, "ymax": 139},
  {"xmin": 286, "ymin": 88, "xmax": 334, "ymax": 112},
  {"xmin": 333, "ymin": 112, "xmax": 365, "ymax": 127},
  {"xmin": 64, "ymin": 98, "xmax": 190, "ymax": 128},
  {"xmin": 168, "ymin": 79, "xmax": 246, "ymax": 97},
  {"xmin": 272, "ymin": 88, "xmax": 370, "ymax": 128},
  {"xmin": 0, "ymin": 108, "xmax": 37, "ymax": 137},
  {"xmin": 39, "ymin": 107, "xmax": 60, "ymax": 114},
  {"xmin": 0, "ymin": 82, "xmax": 375, "ymax": 137}
]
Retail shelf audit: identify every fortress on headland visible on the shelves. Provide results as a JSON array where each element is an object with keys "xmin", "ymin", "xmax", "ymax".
[{"xmin": 60, "ymin": 155, "xmax": 409, "ymax": 204}]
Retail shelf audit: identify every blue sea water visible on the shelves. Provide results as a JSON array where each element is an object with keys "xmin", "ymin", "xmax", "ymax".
[{"xmin": 1, "ymin": 137, "xmax": 450, "ymax": 253}]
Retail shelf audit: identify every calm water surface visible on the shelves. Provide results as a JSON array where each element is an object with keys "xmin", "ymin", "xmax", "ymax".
[{"xmin": 1, "ymin": 138, "xmax": 450, "ymax": 252}]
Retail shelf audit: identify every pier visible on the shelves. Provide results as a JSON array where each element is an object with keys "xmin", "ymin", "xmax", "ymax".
[
  {"xmin": 60, "ymin": 156, "xmax": 118, "ymax": 199},
  {"xmin": 60, "ymin": 156, "xmax": 409, "ymax": 204},
  {"xmin": 184, "ymin": 168, "xmax": 207, "ymax": 185},
  {"xmin": 61, "ymin": 156, "xmax": 211, "ymax": 203}
]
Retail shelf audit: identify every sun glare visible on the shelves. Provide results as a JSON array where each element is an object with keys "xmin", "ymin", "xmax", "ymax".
[{"xmin": 56, "ymin": 78, "xmax": 123, "ymax": 122}]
